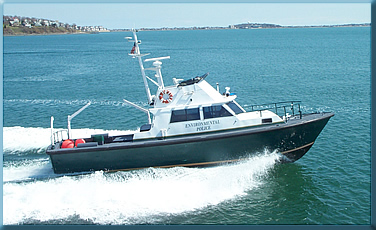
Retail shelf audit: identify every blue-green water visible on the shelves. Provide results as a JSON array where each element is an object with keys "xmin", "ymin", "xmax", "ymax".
[{"xmin": 3, "ymin": 27, "xmax": 370, "ymax": 225}]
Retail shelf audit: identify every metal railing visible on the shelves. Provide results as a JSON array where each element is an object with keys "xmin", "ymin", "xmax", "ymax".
[
  {"xmin": 49, "ymin": 102, "xmax": 91, "ymax": 146},
  {"xmin": 52, "ymin": 129, "xmax": 68, "ymax": 145},
  {"xmin": 245, "ymin": 101, "xmax": 302, "ymax": 120}
]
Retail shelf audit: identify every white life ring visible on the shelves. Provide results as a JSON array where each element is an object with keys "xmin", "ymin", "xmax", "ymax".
[{"xmin": 159, "ymin": 90, "xmax": 173, "ymax": 104}]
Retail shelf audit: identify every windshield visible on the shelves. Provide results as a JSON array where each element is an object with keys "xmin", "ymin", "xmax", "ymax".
[{"xmin": 226, "ymin": 101, "xmax": 243, "ymax": 114}]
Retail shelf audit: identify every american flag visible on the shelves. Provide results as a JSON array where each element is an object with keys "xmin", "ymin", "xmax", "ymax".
[{"xmin": 130, "ymin": 42, "xmax": 136, "ymax": 54}]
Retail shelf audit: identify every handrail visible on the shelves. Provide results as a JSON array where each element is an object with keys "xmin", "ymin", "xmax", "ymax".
[
  {"xmin": 244, "ymin": 101, "xmax": 302, "ymax": 120},
  {"xmin": 52, "ymin": 129, "xmax": 68, "ymax": 144},
  {"xmin": 247, "ymin": 100, "xmax": 301, "ymax": 109},
  {"xmin": 49, "ymin": 101, "xmax": 91, "ymax": 144}
]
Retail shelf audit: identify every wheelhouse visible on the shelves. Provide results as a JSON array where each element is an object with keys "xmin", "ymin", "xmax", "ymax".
[{"xmin": 169, "ymin": 100, "xmax": 244, "ymax": 124}]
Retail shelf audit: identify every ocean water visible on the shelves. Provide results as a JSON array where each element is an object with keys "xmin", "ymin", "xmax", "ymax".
[{"xmin": 3, "ymin": 27, "xmax": 370, "ymax": 225}]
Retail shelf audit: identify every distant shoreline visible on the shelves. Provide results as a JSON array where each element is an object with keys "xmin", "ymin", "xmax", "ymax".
[
  {"xmin": 3, "ymin": 31, "xmax": 87, "ymax": 36},
  {"xmin": 3, "ymin": 23, "xmax": 370, "ymax": 36},
  {"xmin": 3, "ymin": 15, "xmax": 110, "ymax": 36},
  {"xmin": 112, "ymin": 23, "xmax": 370, "ymax": 32},
  {"xmin": 3, "ymin": 31, "xmax": 104, "ymax": 36}
]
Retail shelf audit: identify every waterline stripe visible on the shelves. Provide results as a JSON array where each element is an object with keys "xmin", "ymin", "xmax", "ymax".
[{"xmin": 280, "ymin": 142, "xmax": 314, "ymax": 154}]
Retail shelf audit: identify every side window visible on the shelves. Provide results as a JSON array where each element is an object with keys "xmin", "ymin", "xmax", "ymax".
[
  {"xmin": 186, "ymin": 108, "xmax": 200, "ymax": 121},
  {"xmin": 170, "ymin": 109, "xmax": 186, "ymax": 123},
  {"xmin": 227, "ymin": 101, "xmax": 243, "ymax": 114},
  {"xmin": 203, "ymin": 105, "xmax": 232, "ymax": 119},
  {"xmin": 170, "ymin": 108, "xmax": 200, "ymax": 123}
]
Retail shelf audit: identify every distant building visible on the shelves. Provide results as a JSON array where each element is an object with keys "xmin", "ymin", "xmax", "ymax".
[
  {"xmin": 10, "ymin": 18, "xmax": 20, "ymax": 26},
  {"xmin": 41, "ymin": 20, "xmax": 50, "ymax": 26},
  {"xmin": 3, "ymin": 15, "xmax": 110, "ymax": 33}
]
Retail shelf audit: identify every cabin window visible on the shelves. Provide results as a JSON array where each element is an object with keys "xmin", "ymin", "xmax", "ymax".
[
  {"xmin": 227, "ymin": 101, "xmax": 243, "ymax": 114},
  {"xmin": 170, "ymin": 108, "xmax": 200, "ymax": 123},
  {"xmin": 186, "ymin": 108, "xmax": 200, "ymax": 120},
  {"xmin": 203, "ymin": 105, "xmax": 232, "ymax": 119}
]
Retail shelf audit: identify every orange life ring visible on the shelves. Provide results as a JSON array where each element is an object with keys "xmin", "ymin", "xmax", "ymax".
[{"xmin": 159, "ymin": 90, "xmax": 173, "ymax": 104}]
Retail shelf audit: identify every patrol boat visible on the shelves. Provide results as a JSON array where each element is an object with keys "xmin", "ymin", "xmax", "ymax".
[{"xmin": 46, "ymin": 30, "xmax": 334, "ymax": 174}]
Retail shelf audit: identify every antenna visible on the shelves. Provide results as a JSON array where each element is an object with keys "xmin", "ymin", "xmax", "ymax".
[
  {"xmin": 67, "ymin": 101, "xmax": 91, "ymax": 139},
  {"xmin": 123, "ymin": 99, "xmax": 151, "ymax": 124},
  {"xmin": 144, "ymin": 56, "xmax": 170, "ymax": 62}
]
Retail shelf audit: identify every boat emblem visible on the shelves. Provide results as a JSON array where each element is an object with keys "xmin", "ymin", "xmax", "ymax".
[{"xmin": 159, "ymin": 90, "xmax": 173, "ymax": 103}]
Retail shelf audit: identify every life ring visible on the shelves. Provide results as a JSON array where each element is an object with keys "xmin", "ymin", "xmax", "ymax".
[{"xmin": 159, "ymin": 90, "xmax": 173, "ymax": 104}]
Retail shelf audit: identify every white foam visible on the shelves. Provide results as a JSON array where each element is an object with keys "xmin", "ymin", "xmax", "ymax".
[
  {"xmin": 3, "ymin": 126, "xmax": 134, "ymax": 154},
  {"xmin": 3, "ymin": 126, "xmax": 53, "ymax": 153},
  {"xmin": 3, "ymin": 151, "xmax": 281, "ymax": 225},
  {"xmin": 3, "ymin": 158, "xmax": 56, "ymax": 183}
]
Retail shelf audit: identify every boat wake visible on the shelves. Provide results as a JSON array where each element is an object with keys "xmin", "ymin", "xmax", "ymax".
[
  {"xmin": 3, "ymin": 150, "xmax": 282, "ymax": 225},
  {"xmin": 3, "ymin": 158, "xmax": 53, "ymax": 183},
  {"xmin": 3, "ymin": 158, "xmax": 94, "ymax": 183},
  {"xmin": 3, "ymin": 126, "xmax": 134, "ymax": 155}
]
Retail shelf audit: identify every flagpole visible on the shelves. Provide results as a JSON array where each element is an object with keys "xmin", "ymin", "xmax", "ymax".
[{"xmin": 130, "ymin": 29, "xmax": 153, "ymax": 105}]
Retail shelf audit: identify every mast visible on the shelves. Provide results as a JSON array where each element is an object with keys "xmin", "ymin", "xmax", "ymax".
[
  {"xmin": 127, "ymin": 29, "xmax": 153, "ymax": 105},
  {"xmin": 127, "ymin": 30, "xmax": 170, "ymax": 105}
]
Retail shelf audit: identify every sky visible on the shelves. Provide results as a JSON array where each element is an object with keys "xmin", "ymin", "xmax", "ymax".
[{"xmin": 3, "ymin": 3, "xmax": 371, "ymax": 29}]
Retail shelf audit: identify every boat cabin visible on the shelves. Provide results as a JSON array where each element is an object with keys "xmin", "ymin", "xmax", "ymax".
[{"xmin": 132, "ymin": 75, "xmax": 283, "ymax": 141}]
